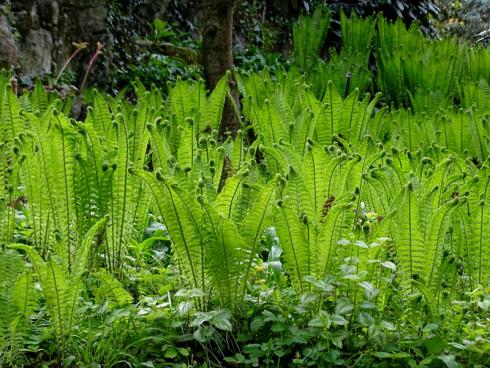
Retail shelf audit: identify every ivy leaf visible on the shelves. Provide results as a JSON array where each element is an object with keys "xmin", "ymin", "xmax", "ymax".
[
  {"xmin": 271, "ymin": 321, "xmax": 285, "ymax": 332},
  {"xmin": 330, "ymin": 314, "xmax": 348, "ymax": 326},
  {"xmin": 212, "ymin": 316, "xmax": 232, "ymax": 331},
  {"xmin": 354, "ymin": 240, "xmax": 369, "ymax": 248},
  {"xmin": 164, "ymin": 347, "xmax": 178, "ymax": 359},
  {"xmin": 357, "ymin": 311, "xmax": 375, "ymax": 327},
  {"xmin": 391, "ymin": 352, "xmax": 411, "ymax": 358},
  {"xmin": 373, "ymin": 352, "xmax": 392, "ymax": 358},
  {"xmin": 449, "ymin": 342, "xmax": 466, "ymax": 350},
  {"xmin": 424, "ymin": 336, "xmax": 445, "ymax": 354},
  {"xmin": 340, "ymin": 264, "xmax": 356, "ymax": 275},
  {"xmin": 381, "ymin": 261, "xmax": 397, "ymax": 271},
  {"xmin": 360, "ymin": 301, "xmax": 377, "ymax": 310},
  {"xmin": 437, "ymin": 355, "xmax": 460, "ymax": 368},
  {"xmin": 211, "ymin": 310, "xmax": 233, "ymax": 331},
  {"xmin": 374, "ymin": 351, "xmax": 411, "ymax": 359},
  {"xmin": 343, "ymin": 274, "xmax": 361, "ymax": 280},
  {"xmin": 178, "ymin": 301, "xmax": 193, "ymax": 316},
  {"xmin": 309, "ymin": 310, "xmax": 331, "ymax": 329},
  {"xmin": 423, "ymin": 323, "xmax": 439, "ymax": 332},
  {"xmin": 313, "ymin": 279, "xmax": 335, "ymax": 292},
  {"xmin": 381, "ymin": 320, "xmax": 396, "ymax": 331},
  {"xmin": 190, "ymin": 312, "xmax": 213, "ymax": 327},
  {"xmin": 193, "ymin": 325, "xmax": 213, "ymax": 343},
  {"xmin": 359, "ymin": 281, "xmax": 379, "ymax": 299},
  {"xmin": 332, "ymin": 330, "xmax": 347, "ymax": 348},
  {"xmin": 250, "ymin": 316, "xmax": 265, "ymax": 333},
  {"xmin": 224, "ymin": 353, "xmax": 246, "ymax": 364},
  {"xmin": 335, "ymin": 297, "xmax": 354, "ymax": 315}
]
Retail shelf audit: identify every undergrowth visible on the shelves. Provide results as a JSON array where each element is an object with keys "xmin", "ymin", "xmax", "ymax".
[{"xmin": 1, "ymin": 9, "xmax": 490, "ymax": 368}]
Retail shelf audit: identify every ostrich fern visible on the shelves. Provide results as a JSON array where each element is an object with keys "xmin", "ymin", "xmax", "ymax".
[{"xmin": 9, "ymin": 217, "xmax": 108, "ymax": 356}]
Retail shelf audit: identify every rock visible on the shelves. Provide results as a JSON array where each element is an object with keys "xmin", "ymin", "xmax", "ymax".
[
  {"xmin": 7, "ymin": 0, "xmax": 113, "ymax": 82},
  {"xmin": 77, "ymin": 5, "xmax": 107, "ymax": 33},
  {"xmin": 0, "ymin": 16, "xmax": 17, "ymax": 68},
  {"xmin": 11, "ymin": 0, "xmax": 36, "ymax": 12},
  {"xmin": 14, "ymin": 10, "xmax": 33, "ymax": 34},
  {"xmin": 38, "ymin": 0, "xmax": 58, "ymax": 27},
  {"xmin": 20, "ymin": 29, "xmax": 53, "ymax": 76}
]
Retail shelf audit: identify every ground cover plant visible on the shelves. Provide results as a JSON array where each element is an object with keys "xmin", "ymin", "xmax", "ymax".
[{"xmin": 1, "ymin": 8, "xmax": 490, "ymax": 368}]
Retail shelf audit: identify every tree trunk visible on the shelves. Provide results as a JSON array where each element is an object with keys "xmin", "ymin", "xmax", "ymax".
[{"xmin": 202, "ymin": 0, "xmax": 240, "ymax": 140}]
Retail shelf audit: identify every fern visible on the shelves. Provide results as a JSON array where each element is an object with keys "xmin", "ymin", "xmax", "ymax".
[
  {"xmin": 31, "ymin": 79, "xmax": 50, "ymax": 114},
  {"xmin": 0, "ymin": 251, "xmax": 37, "ymax": 364},
  {"xmin": 274, "ymin": 201, "xmax": 311, "ymax": 292},
  {"xmin": 317, "ymin": 11, "xmax": 375, "ymax": 95},
  {"xmin": 18, "ymin": 111, "xmax": 80, "ymax": 264},
  {"xmin": 9, "ymin": 217, "xmax": 107, "ymax": 355},
  {"xmin": 465, "ymin": 173, "xmax": 490, "ymax": 286},
  {"xmin": 293, "ymin": 5, "xmax": 331, "ymax": 75},
  {"xmin": 201, "ymin": 200, "xmax": 244, "ymax": 308},
  {"xmin": 214, "ymin": 172, "xmax": 246, "ymax": 220},
  {"xmin": 204, "ymin": 73, "xmax": 229, "ymax": 131},
  {"xmin": 0, "ymin": 83, "xmax": 23, "ymax": 246},
  {"xmin": 239, "ymin": 178, "xmax": 281, "ymax": 303},
  {"xmin": 89, "ymin": 91, "xmax": 115, "ymax": 146},
  {"xmin": 177, "ymin": 118, "xmax": 197, "ymax": 169},
  {"xmin": 318, "ymin": 81, "xmax": 342, "ymax": 144},
  {"xmin": 93, "ymin": 269, "xmax": 133, "ymax": 306},
  {"xmin": 135, "ymin": 170, "xmax": 206, "ymax": 292},
  {"xmin": 0, "ymin": 85, "xmax": 24, "ymax": 144},
  {"xmin": 390, "ymin": 183, "xmax": 425, "ymax": 285}
]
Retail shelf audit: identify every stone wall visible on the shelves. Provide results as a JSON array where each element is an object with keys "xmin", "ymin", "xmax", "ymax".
[
  {"xmin": 0, "ymin": 1, "xmax": 17, "ymax": 69},
  {"xmin": 1, "ymin": 0, "xmax": 110, "ymax": 82}
]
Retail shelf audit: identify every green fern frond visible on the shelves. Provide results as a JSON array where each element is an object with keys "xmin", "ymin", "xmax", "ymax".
[
  {"xmin": 318, "ymin": 81, "xmax": 342, "ymax": 144},
  {"xmin": 135, "ymin": 170, "xmax": 206, "ymax": 291},
  {"xmin": 93, "ymin": 269, "xmax": 133, "ymax": 306},
  {"xmin": 273, "ymin": 201, "xmax": 311, "ymax": 293},
  {"xmin": 0, "ymin": 86, "xmax": 24, "ymax": 144},
  {"xmin": 31, "ymin": 79, "xmax": 50, "ymax": 114},
  {"xmin": 389, "ymin": 183, "xmax": 425, "ymax": 285},
  {"xmin": 8, "ymin": 217, "xmax": 108, "ymax": 349},
  {"xmin": 424, "ymin": 199, "xmax": 460, "ymax": 286},
  {"xmin": 239, "ymin": 178, "xmax": 280, "ymax": 303},
  {"xmin": 201, "ymin": 201, "xmax": 244, "ymax": 308},
  {"xmin": 317, "ymin": 201, "xmax": 355, "ymax": 278},
  {"xmin": 178, "ymin": 118, "xmax": 196, "ymax": 169},
  {"xmin": 205, "ymin": 73, "xmax": 229, "ymax": 131},
  {"xmin": 293, "ymin": 5, "xmax": 331, "ymax": 74},
  {"xmin": 0, "ymin": 251, "xmax": 37, "ymax": 365},
  {"xmin": 214, "ymin": 173, "xmax": 246, "ymax": 220}
]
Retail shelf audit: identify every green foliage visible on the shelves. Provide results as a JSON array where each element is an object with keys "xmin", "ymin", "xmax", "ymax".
[
  {"xmin": 291, "ymin": 7, "xmax": 490, "ymax": 110},
  {"xmin": 315, "ymin": 11, "xmax": 375, "ymax": 97},
  {"xmin": 293, "ymin": 4, "xmax": 331, "ymax": 75},
  {"xmin": 107, "ymin": 2, "xmax": 202, "ymax": 93},
  {"xmin": 2, "ymin": 20, "xmax": 490, "ymax": 363},
  {"xmin": 9, "ymin": 217, "xmax": 107, "ymax": 356},
  {"xmin": 0, "ymin": 251, "xmax": 37, "ymax": 366}
]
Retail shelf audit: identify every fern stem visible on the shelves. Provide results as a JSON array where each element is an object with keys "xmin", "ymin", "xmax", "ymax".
[
  {"xmin": 161, "ymin": 182, "xmax": 199, "ymax": 288},
  {"xmin": 117, "ymin": 122, "xmax": 130, "ymax": 275},
  {"xmin": 48, "ymin": 262, "xmax": 64, "ymax": 357},
  {"xmin": 240, "ymin": 183, "xmax": 277, "ymax": 308},
  {"xmin": 279, "ymin": 206, "xmax": 303, "ymax": 292},
  {"xmin": 57, "ymin": 120, "xmax": 73, "ymax": 272},
  {"xmin": 321, "ymin": 210, "xmax": 345, "ymax": 279},
  {"xmin": 203, "ymin": 205, "xmax": 232, "ymax": 306},
  {"xmin": 408, "ymin": 186, "xmax": 413, "ymax": 282},
  {"xmin": 173, "ymin": 186, "xmax": 206, "ymax": 295}
]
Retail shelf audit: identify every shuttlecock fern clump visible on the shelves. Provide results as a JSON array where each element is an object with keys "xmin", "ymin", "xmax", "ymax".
[{"xmin": 1, "ymin": 9, "xmax": 490, "ymax": 365}]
